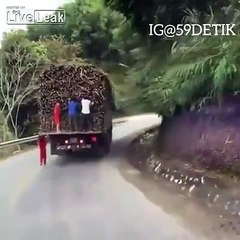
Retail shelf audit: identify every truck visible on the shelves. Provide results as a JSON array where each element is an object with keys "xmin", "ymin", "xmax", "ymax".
[{"xmin": 37, "ymin": 64, "xmax": 115, "ymax": 161}]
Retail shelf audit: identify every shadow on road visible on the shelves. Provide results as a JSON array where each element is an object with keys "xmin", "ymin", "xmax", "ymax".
[{"xmin": 54, "ymin": 153, "xmax": 102, "ymax": 166}]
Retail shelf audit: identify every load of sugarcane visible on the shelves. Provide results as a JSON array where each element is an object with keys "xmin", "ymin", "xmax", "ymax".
[{"xmin": 38, "ymin": 64, "xmax": 113, "ymax": 132}]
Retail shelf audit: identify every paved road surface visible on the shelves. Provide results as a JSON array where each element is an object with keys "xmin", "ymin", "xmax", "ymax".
[{"xmin": 0, "ymin": 114, "xmax": 230, "ymax": 240}]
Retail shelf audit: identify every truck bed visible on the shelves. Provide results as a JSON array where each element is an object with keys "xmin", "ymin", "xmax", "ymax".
[{"xmin": 39, "ymin": 130, "xmax": 102, "ymax": 136}]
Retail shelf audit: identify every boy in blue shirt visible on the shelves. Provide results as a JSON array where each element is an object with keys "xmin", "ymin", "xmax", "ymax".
[{"xmin": 68, "ymin": 97, "xmax": 78, "ymax": 131}]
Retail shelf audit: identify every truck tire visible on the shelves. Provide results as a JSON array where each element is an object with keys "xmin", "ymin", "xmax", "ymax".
[
  {"xmin": 104, "ymin": 129, "xmax": 112, "ymax": 153},
  {"xmin": 95, "ymin": 146, "xmax": 105, "ymax": 158},
  {"xmin": 104, "ymin": 142, "xmax": 110, "ymax": 153},
  {"xmin": 109, "ymin": 128, "xmax": 112, "ymax": 143}
]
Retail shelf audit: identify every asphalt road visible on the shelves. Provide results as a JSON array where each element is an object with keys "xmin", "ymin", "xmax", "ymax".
[{"xmin": 0, "ymin": 114, "xmax": 230, "ymax": 240}]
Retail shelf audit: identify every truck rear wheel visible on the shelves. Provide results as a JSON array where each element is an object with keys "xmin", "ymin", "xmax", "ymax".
[
  {"xmin": 104, "ymin": 129, "xmax": 112, "ymax": 153},
  {"xmin": 104, "ymin": 143, "xmax": 110, "ymax": 153},
  {"xmin": 94, "ymin": 146, "xmax": 105, "ymax": 158},
  {"xmin": 109, "ymin": 128, "xmax": 112, "ymax": 143}
]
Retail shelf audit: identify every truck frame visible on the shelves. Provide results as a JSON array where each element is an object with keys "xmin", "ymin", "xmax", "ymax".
[{"xmin": 42, "ymin": 127, "xmax": 111, "ymax": 154}]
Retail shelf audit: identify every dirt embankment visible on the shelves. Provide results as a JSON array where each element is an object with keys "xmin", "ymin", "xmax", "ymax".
[
  {"xmin": 157, "ymin": 103, "xmax": 240, "ymax": 175},
  {"xmin": 127, "ymin": 97, "xmax": 240, "ymax": 237}
]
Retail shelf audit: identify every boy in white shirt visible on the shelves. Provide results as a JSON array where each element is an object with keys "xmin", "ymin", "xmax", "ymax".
[{"xmin": 81, "ymin": 94, "xmax": 93, "ymax": 131}]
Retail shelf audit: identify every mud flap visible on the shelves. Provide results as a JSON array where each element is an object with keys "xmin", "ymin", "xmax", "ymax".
[{"xmin": 50, "ymin": 141, "xmax": 57, "ymax": 155}]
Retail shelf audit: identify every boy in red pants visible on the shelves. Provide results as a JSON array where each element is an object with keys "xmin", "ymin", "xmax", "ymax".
[{"xmin": 38, "ymin": 136, "xmax": 47, "ymax": 165}]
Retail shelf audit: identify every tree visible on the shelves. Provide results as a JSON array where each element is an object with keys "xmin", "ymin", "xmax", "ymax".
[
  {"xmin": 71, "ymin": 7, "xmax": 133, "ymax": 61},
  {"xmin": 141, "ymin": 7, "xmax": 240, "ymax": 116},
  {"xmin": 39, "ymin": 35, "xmax": 83, "ymax": 64},
  {"xmin": 105, "ymin": 0, "xmax": 229, "ymax": 36},
  {"xmin": 0, "ymin": 30, "xmax": 46, "ymax": 140},
  {"xmin": 27, "ymin": 1, "xmax": 82, "ymax": 42},
  {"xmin": 27, "ymin": 0, "xmax": 136, "ymax": 63},
  {"xmin": 27, "ymin": 0, "xmax": 103, "ymax": 42}
]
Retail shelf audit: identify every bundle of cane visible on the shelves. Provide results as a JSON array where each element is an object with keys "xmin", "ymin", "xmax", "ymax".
[{"xmin": 38, "ymin": 64, "xmax": 112, "ymax": 132}]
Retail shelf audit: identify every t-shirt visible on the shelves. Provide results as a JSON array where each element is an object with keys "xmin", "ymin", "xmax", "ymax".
[
  {"xmin": 81, "ymin": 98, "xmax": 91, "ymax": 114},
  {"xmin": 68, "ymin": 101, "xmax": 78, "ymax": 116}
]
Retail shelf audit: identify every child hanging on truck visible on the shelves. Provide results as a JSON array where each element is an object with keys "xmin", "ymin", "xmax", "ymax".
[
  {"xmin": 80, "ymin": 94, "xmax": 93, "ymax": 131},
  {"xmin": 38, "ymin": 136, "xmax": 47, "ymax": 165},
  {"xmin": 53, "ymin": 102, "xmax": 61, "ymax": 132},
  {"xmin": 68, "ymin": 97, "xmax": 78, "ymax": 131}
]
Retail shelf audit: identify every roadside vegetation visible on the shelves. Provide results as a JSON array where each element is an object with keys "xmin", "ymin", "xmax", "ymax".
[{"xmin": 1, "ymin": 0, "xmax": 240, "ymax": 175}]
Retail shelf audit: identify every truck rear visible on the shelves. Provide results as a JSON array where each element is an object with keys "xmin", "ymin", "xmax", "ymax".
[{"xmin": 38, "ymin": 64, "xmax": 114, "ymax": 158}]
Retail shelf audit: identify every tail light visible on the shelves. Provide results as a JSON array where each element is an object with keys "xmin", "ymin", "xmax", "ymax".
[
  {"xmin": 79, "ymin": 139, "xmax": 84, "ymax": 144},
  {"xmin": 91, "ymin": 136, "xmax": 97, "ymax": 142}
]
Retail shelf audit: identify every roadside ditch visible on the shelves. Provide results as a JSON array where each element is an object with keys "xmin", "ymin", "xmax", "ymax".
[{"xmin": 126, "ymin": 127, "xmax": 240, "ymax": 237}]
